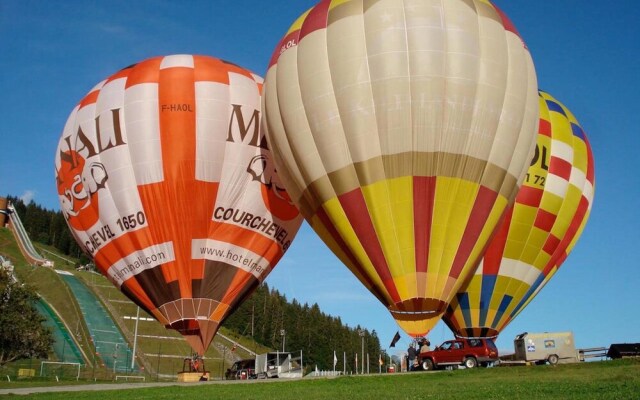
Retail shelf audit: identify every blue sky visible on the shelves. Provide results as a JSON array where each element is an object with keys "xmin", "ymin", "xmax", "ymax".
[{"xmin": 1, "ymin": 0, "xmax": 639, "ymax": 355}]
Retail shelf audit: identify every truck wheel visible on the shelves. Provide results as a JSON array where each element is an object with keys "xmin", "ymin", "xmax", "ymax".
[
  {"xmin": 463, "ymin": 357, "xmax": 478, "ymax": 369},
  {"xmin": 548, "ymin": 354, "xmax": 559, "ymax": 365},
  {"xmin": 422, "ymin": 359, "xmax": 434, "ymax": 371}
]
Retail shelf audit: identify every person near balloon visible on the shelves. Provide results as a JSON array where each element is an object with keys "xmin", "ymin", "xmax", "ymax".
[
  {"xmin": 420, "ymin": 338, "xmax": 431, "ymax": 354},
  {"xmin": 407, "ymin": 343, "xmax": 418, "ymax": 371}
]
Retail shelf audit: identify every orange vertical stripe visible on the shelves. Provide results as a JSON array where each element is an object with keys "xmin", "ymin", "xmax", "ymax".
[
  {"xmin": 193, "ymin": 56, "xmax": 230, "ymax": 84},
  {"xmin": 156, "ymin": 65, "xmax": 197, "ymax": 296},
  {"xmin": 124, "ymin": 57, "xmax": 162, "ymax": 87}
]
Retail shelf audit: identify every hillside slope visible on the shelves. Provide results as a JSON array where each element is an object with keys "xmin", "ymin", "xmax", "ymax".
[{"xmin": 1, "ymin": 227, "xmax": 262, "ymax": 380}]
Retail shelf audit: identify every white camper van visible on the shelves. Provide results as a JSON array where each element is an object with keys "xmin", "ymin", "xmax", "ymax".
[{"xmin": 514, "ymin": 332, "xmax": 579, "ymax": 365}]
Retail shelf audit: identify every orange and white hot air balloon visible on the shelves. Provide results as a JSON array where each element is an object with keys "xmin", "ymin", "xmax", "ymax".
[
  {"xmin": 262, "ymin": 0, "xmax": 539, "ymax": 337},
  {"xmin": 55, "ymin": 54, "xmax": 302, "ymax": 354}
]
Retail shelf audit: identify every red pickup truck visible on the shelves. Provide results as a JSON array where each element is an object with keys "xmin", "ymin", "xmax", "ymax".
[{"xmin": 419, "ymin": 338, "xmax": 499, "ymax": 370}]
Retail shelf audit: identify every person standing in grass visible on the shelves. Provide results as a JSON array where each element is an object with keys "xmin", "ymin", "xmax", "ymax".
[{"xmin": 407, "ymin": 343, "xmax": 418, "ymax": 371}]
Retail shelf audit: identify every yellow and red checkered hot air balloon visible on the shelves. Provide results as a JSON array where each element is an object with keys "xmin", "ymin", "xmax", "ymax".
[
  {"xmin": 444, "ymin": 91, "xmax": 595, "ymax": 339},
  {"xmin": 55, "ymin": 55, "xmax": 302, "ymax": 354},
  {"xmin": 262, "ymin": 0, "xmax": 539, "ymax": 337}
]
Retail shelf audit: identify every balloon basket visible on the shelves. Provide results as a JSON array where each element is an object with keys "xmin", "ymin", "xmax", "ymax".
[{"xmin": 177, "ymin": 371, "xmax": 209, "ymax": 382}]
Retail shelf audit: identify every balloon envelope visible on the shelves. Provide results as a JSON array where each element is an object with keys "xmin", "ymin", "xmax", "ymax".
[
  {"xmin": 55, "ymin": 55, "xmax": 302, "ymax": 354},
  {"xmin": 444, "ymin": 91, "xmax": 595, "ymax": 339},
  {"xmin": 263, "ymin": 0, "xmax": 538, "ymax": 336}
]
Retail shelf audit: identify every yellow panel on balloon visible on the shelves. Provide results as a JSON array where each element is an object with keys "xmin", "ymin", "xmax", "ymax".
[
  {"xmin": 361, "ymin": 180, "xmax": 401, "ymax": 276},
  {"xmin": 388, "ymin": 177, "xmax": 415, "ymax": 253},
  {"xmin": 395, "ymin": 315, "xmax": 440, "ymax": 339},
  {"xmin": 539, "ymin": 192, "xmax": 564, "ymax": 215},
  {"xmin": 520, "ymin": 228, "xmax": 549, "ymax": 262},
  {"xmin": 361, "ymin": 177, "xmax": 415, "ymax": 280},
  {"xmin": 464, "ymin": 282, "xmax": 483, "ymax": 309},
  {"xmin": 533, "ymin": 250, "xmax": 553, "ymax": 270},
  {"xmin": 322, "ymin": 197, "xmax": 386, "ymax": 292},
  {"xmin": 392, "ymin": 274, "xmax": 414, "ymax": 302},
  {"xmin": 429, "ymin": 177, "xmax": 480, "ymax": 277},
  {"xmin": 550, "ymin": 187, "xmax": 583, "ymax": 236}
]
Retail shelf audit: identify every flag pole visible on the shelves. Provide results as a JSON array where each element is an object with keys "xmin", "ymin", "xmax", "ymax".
[
  {"xmin": 333, "ymin": 350, "xmax": 336, "ymax": 374},
  {"xmin": 367, "ymin": 353, "xmax": 369, "ymax": 374}
]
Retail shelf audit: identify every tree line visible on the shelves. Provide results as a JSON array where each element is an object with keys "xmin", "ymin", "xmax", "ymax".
[
  {"xmin": 3, "ymin": 195, "xmax": 385, "ymax": 370},
  {"xmin": 223, "ymin": 283, "xmax": 385, "ymax": 371}
]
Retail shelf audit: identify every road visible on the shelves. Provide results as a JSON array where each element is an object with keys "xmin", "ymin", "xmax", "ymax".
[
  {"xmin": 0, "ymin": 381, "xmax": 185, "ymax": 396},
  {"xmin": 0, "ymin": 376, "xmax": 316, "ymax": 396}
]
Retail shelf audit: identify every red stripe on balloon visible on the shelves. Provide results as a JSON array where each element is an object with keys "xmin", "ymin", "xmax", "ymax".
[
  {"xmin": 413, "ymin": 176, "xmax": 436, "ymax": 274},
  {"xmin": 450, "ymin": 186, "xmax": 499, "ymax": 279},
  {"xmin": 515, "ymin": 185, "xmax": 543, "ymax": 208},
  {"xmin": 533, "ymin": 209, "xmax": 557, "ymax": 232},
  {"xmin": 538, "ymin": 119, "xmax": 552, "ymax": 137},
  {"xmin": 585, "ymin": 137, "xmax": 595, "ymax": 184},
  {"xmin": 268, "ymin": 29, "xmax": 300, "ymax": 68},
  {"xmin": 555, "ymin": 252, "xmax": 568, "ymax": 269},
  {"xmin": 482, "ymin": 206, "xmax": 514, "ymax": 276},
  {"xmin": 542, "ymin": 196, "xmax": 590, "ymax": 276},
  {"xmin": 339, "ymin": 189, "xmax": 401, "ymax": 303},
  {"xmin": 542, "ymin": 234, "xmax": 561, "ymax": 256},
  {"xmin": 549, "ymin": 157, "xmax": 572, "ymax": 181},
  {"xmin": 299, "ymin": 0, "xmax": 330, "ymax": 42}
]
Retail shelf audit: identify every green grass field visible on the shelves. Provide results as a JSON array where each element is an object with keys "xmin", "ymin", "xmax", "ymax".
[{"xmin": 1, "ymin": 359, "xmax": 638, "ymax": 400}]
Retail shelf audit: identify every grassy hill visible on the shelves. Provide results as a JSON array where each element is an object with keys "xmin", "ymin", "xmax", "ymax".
[
  {"xmin": 1, "ymin": 359, "xmax": 639, "ymax": 399},
  {"xmin": 1, "ymin": 228, "xmax": 95, "ymax": 366},
  {"xmin": 0, "ymin": 227, "xmax": 269, "ymax": 381}
]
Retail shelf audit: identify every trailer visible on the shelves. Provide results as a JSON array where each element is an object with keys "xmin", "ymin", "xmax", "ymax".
[
  {"xmin": 514, "ymin": 332, "xmax": 579, "ymax": 365},
  {"xmin": 607, "ymin": 343, "xmax": 640, "ymax": 359}
]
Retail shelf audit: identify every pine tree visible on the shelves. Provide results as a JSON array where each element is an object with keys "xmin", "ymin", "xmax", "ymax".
[{"xmin": 0, "ymin": 269, "xmax": 54, "ymax": 366}]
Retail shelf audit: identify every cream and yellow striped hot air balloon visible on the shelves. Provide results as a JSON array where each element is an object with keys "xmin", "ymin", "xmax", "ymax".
[{"xmin": 262, "ymin": 0, "xmax": 538, "ymax": 337}]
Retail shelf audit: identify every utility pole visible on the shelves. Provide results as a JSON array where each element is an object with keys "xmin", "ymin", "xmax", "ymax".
[
  {"xmin": 92, "ymin": 337, "xmax": 97, "ymax": 381},
  {"xmin": 131, "ymin": 306, "xmax": 140, "ymax": 370},
  {"xmin": 113, "ymin": 343, "xmax": 120, "ymax": 375},
  {"xmin": 280, "ymin": 329, "xmax": 286, "ymax": 352},
  {"xmin": 156, "ymin": 343, "xmax": 161, "ymax": 381},
  {"xmin": 221, "ymin": 346, "xmax": 227, "ymax": 380}
]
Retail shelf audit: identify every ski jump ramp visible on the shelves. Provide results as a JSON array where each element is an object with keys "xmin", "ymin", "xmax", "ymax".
[{"xmin": 2, "ymin": 203, "xmax": 53, "ymax": 267}]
